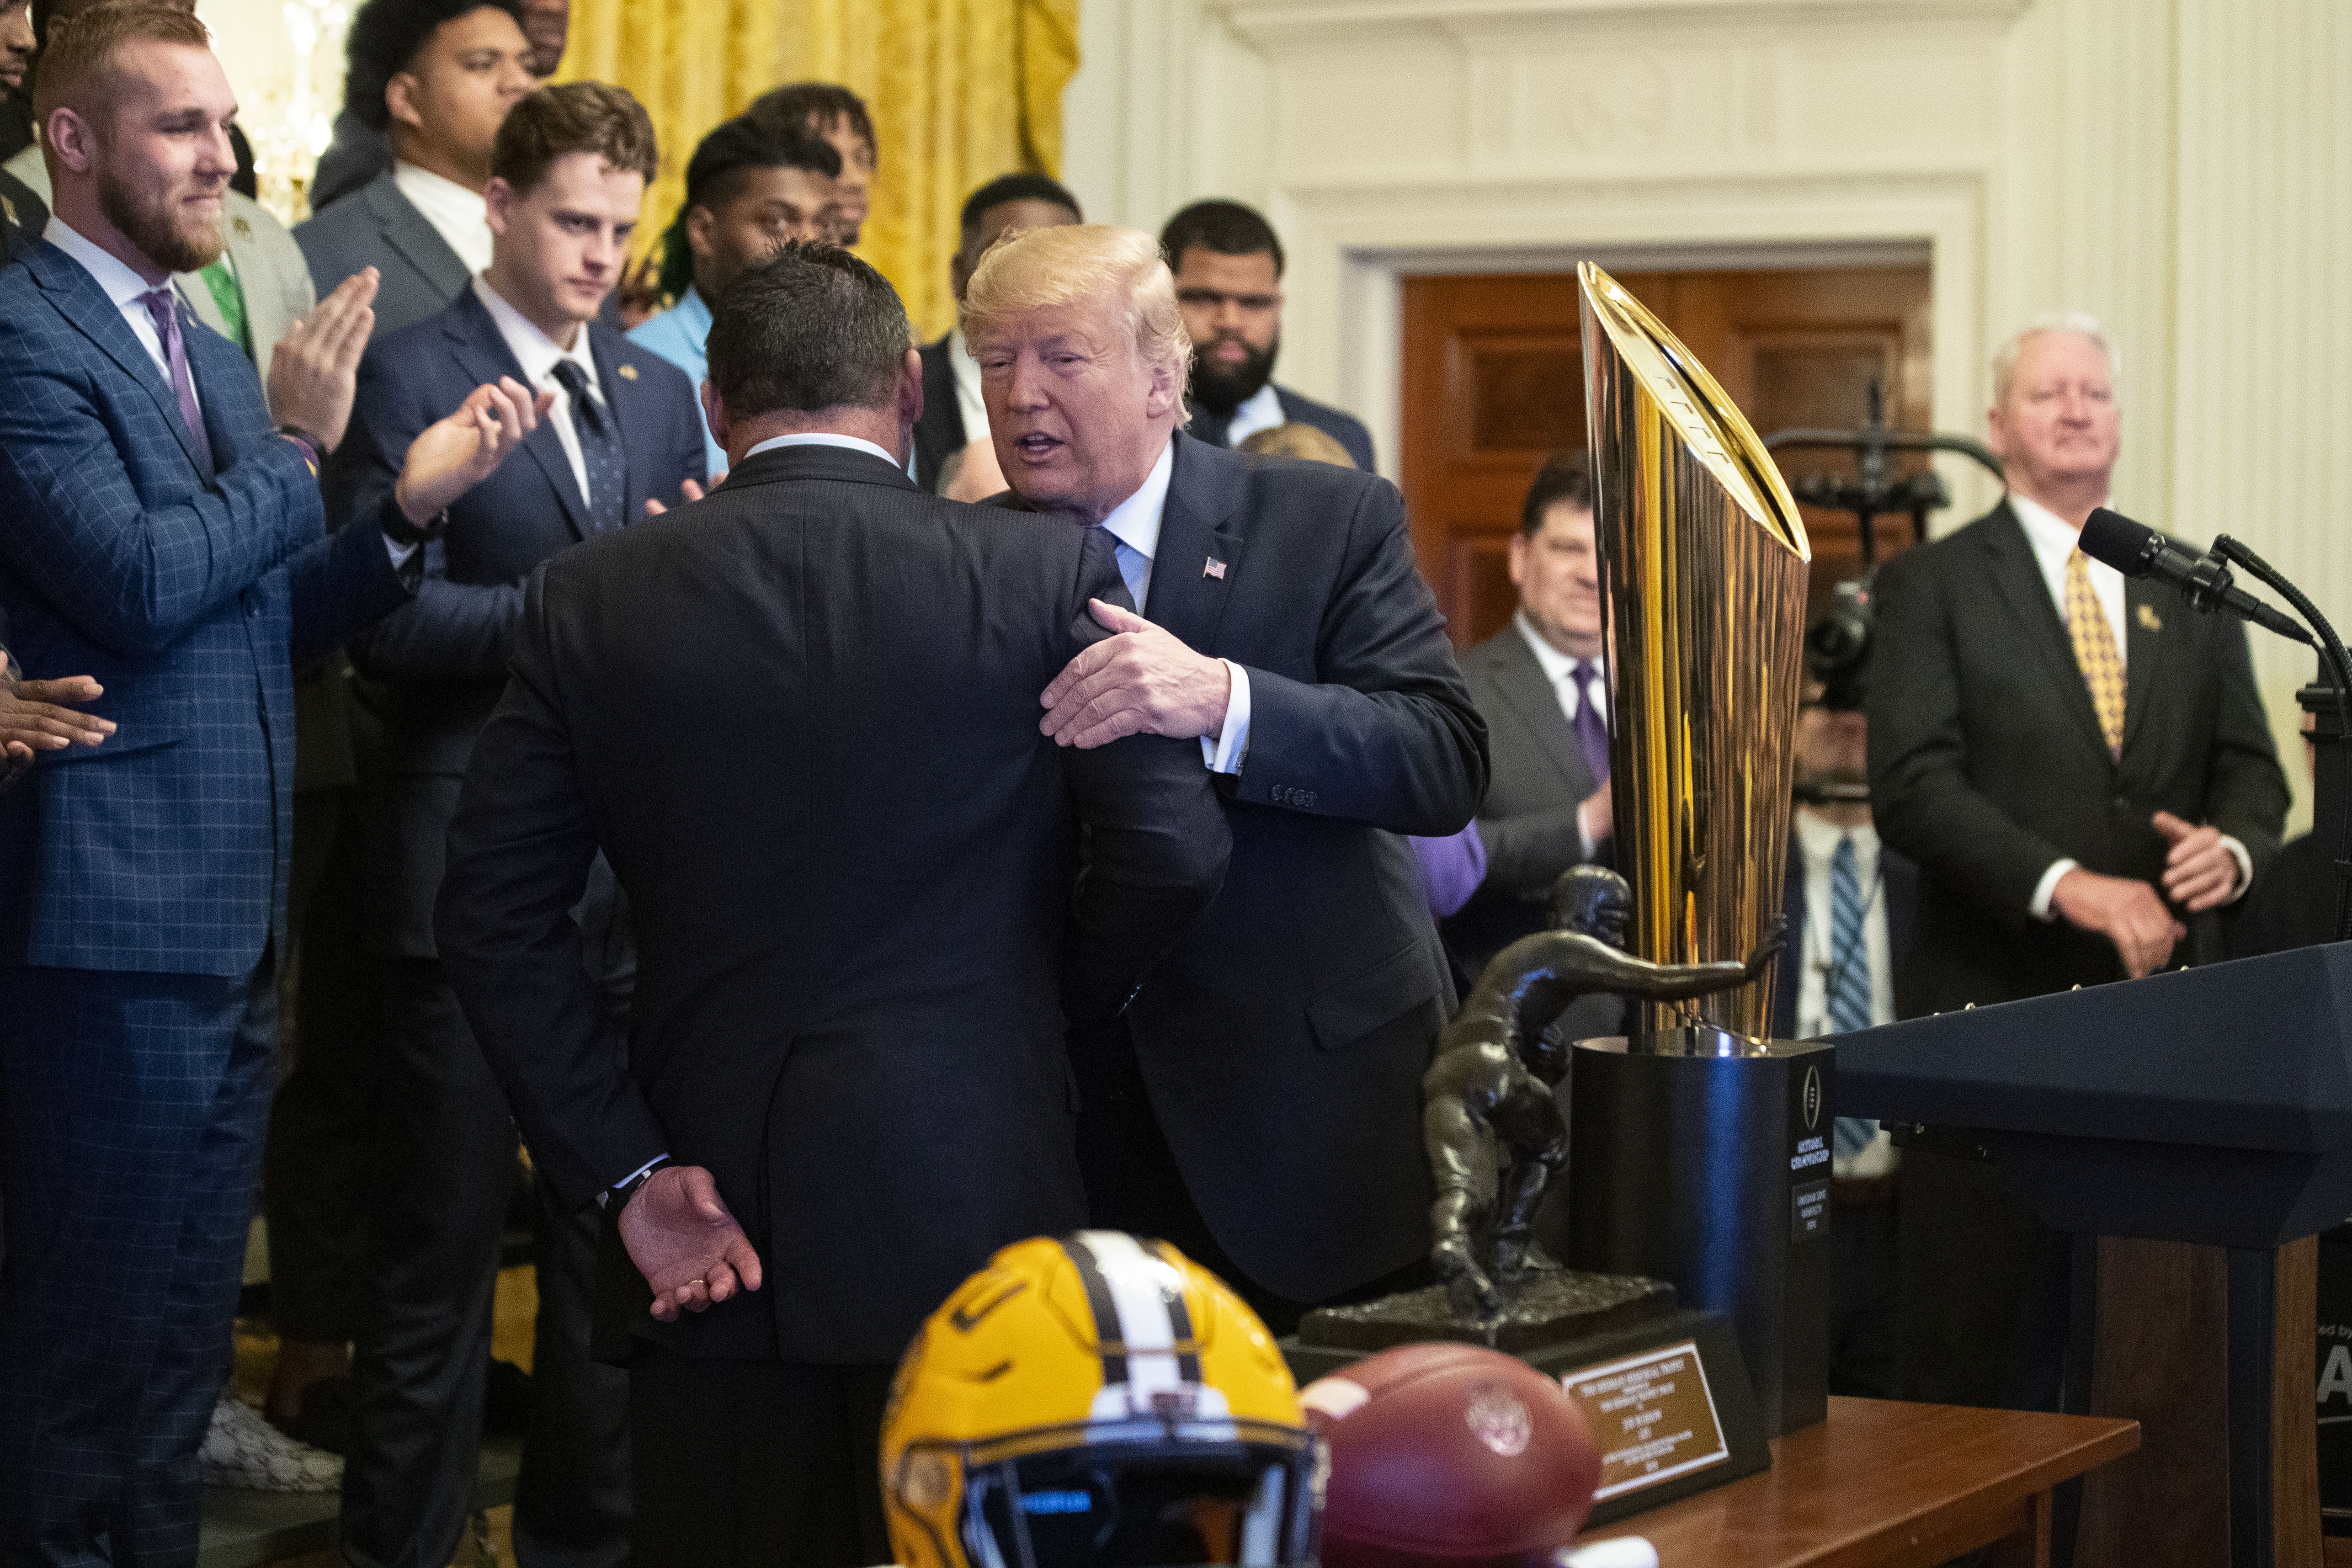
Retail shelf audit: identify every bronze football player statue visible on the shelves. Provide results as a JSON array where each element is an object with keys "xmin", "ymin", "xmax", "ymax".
[{"xmin": 1426, "ymin": 866, "xmax": 1783, "ymax": 1318}]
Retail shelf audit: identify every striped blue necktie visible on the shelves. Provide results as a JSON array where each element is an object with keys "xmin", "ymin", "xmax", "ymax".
[{"xmin": 1828, "ymin": 834, "xmax": 1878, "ymax": 1164}]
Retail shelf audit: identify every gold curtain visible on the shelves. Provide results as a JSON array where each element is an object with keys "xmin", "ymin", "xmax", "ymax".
[{"xmin": 559, "ymin": 0, "xmax": 1079, "ymax": 341}]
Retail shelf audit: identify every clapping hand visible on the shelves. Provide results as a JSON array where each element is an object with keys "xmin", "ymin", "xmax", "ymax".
[
  {"xmin": 617, "ymin": 1165, "xmax": 764, "ymax": 1323},
  {"xmin": 393, "ymin": 377, "xmax": 553, "ymax": 528},
  {"xmin": 267, "ymin": 269, "xmax": 378, "ymax": 452}
]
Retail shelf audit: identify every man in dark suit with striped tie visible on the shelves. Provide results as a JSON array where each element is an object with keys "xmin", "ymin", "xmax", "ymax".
[
  {"xmin": 1868, "ymin": 315, "xmax": 2288, "ymax": 1411},
  {"xmin": 0, "ymin": 8, "xmax": 541, "ymax": 1559},
  {"xmin": 324, "ymin": 82, "xmax": 703, "ymax": 1568},
  {"xmin": 1769, "ymin": 678, "xmax": 1918, "ymax": 1399}
]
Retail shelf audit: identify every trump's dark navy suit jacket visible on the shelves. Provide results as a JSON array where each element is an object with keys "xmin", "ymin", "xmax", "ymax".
[
  {"xmin": 324, "ymin": 285, "xmax": 705, "ymax": 957},
  {"xmin": 0, "ymin": 238, "xmax": 412, "ymax": 975}
]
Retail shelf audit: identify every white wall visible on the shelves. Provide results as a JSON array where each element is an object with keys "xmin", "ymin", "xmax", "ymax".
[{"xmin": 1064, "ymin": 0, "xmax": 2352, "ymax": 828}]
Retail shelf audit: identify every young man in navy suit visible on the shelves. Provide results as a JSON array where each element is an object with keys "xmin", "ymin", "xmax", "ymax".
[
  {"xmin": 323, "ymin": 80, "xmax": 703, "ymax": 1568},
  {"xmin": 0, "ymin": 7, "xmax": 542, "ymax": 1561}
]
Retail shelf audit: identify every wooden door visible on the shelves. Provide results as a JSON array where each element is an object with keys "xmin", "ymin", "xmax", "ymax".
[{"xmin": 1401, "ymin": 266, "xmax": 1934, "ymax": 648}]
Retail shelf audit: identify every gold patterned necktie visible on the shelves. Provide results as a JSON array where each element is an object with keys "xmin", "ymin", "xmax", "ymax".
[{"xmin": 2065, "ymin": 548, "xmax": 2126, "ymax": 759}]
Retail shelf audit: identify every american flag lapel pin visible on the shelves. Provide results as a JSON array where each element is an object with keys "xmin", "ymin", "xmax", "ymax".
[{"xmin": 1204, "ymin": 556, "xmax": 1227, "ymax": 579}]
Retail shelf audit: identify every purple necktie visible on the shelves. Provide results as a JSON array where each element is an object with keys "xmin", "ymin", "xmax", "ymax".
[
  {"xmin": 1569, "ymin": 660, "xmax": 1610, "ymax": 784},
  {"xmin": 140, "ymin": 287, "xmax": 214, "ymax": 475}
]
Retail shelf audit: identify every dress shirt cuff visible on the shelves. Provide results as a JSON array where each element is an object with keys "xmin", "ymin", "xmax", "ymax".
[
  {"xmin": 596, "ymin": 1153, "xmax": 672, "ymax": 1211},
  {"xmin": 2030, "ymin": 858, "xmax": 2079, "ymax": 921},
  {"xmin": 2220, "ymin": 835, "xmax": 2254, "ymax": 904},
  {"xmin": 1201, "ymin": 659, "xmax": 1250, "ymax": 774},
  {"xmin": 1577, "ymin": 796, "xmax": 1600, "ymax": 860}
]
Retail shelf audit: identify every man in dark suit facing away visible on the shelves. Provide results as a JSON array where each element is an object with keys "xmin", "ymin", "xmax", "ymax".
[
  {"xmin": 0, "ymin": 7, "xmax": 544, "ymax": 1559},
  {"xmin": 912, "ymin": 171, "xmax": 1081, "ymax": 493},
  {"xmin": 1444, "ymin": 452, "xmax": 1616, "ymax": 983},
  {"xmin": 1161, "ymin": 198, "xmax": 1378, "ymax": 472},
  {"xmin": 295, "ymin": 0, "xmax": 536, "ymax": 340},
  {"xmin": 324, "ymin": 82, "xmax": 704, "ymax": 1568},
  {"xmin": 1868, "ymin": 314, "xmax": 2288, "ymax": 1410},
  {"xmin": 435, "ymin": 244, "xmax": 1231, "ymax": 1568},
  {"xmin": 963, "ymin": 223, "xmax": 1488, "ymax": 1331}
]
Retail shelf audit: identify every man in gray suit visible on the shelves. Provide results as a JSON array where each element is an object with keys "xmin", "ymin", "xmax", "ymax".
[
  {"xmin": 1443, "ymin": 452, "xmax": 1616, "ymax": 982},
  {"xmin": 294, "ymin": 0, "xmax": 534, "ymax": 340}
]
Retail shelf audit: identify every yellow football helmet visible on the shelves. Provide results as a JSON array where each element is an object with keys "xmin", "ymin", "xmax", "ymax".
[{"xmin": 881, "ymin": 1231, "xmax": 1324, "ymax": 1568}]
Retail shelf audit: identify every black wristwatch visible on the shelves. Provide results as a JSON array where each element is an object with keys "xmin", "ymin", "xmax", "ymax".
[
  {"xmin": 378, "ymin": 486, "xmax": 447, "ymax": 550},
  {"xmin": 601, "ymin": 1156, "xmax": 673, "ymax": 1212}
]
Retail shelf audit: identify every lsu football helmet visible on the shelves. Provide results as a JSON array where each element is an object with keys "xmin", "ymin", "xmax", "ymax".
[{"xmin": 881, "ymin": 1231, "xmax": 1323, "ymax": 1568}]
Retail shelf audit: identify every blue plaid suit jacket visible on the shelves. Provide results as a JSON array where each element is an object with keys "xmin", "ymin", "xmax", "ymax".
[{"xmin": 0, "ymin": 238, "xmax": 414, "ymax": 975}]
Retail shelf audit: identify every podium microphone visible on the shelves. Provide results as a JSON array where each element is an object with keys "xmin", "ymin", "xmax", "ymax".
[{"xmin": 2079, "ymin": 507, "xmax": 2312, "ymax": 645}]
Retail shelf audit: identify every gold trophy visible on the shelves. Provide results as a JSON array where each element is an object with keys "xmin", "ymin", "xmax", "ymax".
[
  {"xmin": 1566, "ymin": 262, "xmax": 1832, "ymax": 1437},
  {"xmin": 1579, "ymin": 260, "xmax": 1811, "ymax": 1040}
]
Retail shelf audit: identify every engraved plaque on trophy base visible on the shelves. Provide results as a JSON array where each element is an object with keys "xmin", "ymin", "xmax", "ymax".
[{"xmin": 1280, "ymin": 1298, "xmax": 1772, "ymax": 1524}]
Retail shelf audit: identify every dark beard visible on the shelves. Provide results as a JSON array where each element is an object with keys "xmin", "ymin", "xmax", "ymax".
[
  {"xmin": 1188, "ymin": 332, "xmax": 1278, "ymax": 417},
  {"xmin": 99, "ymin": 161, "xmax": 223, "ymax": 276}
]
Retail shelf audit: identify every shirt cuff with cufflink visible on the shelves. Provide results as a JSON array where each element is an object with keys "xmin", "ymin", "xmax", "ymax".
[
  {"xmin": 1201, "ymin": 659, "xmax": 1251, "ymax": 774},
  {"xmin": 2029, "ymin": 858, "xmax": 2079, "ymax": 922}
]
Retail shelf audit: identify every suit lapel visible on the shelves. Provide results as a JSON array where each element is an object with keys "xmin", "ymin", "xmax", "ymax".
[
  {"xmin": 1480, "ymin": 629, "xmax": 1593, "ymax": 797},
  {"xmin": 1145, "ymin": 433, "xmax": 1244, "ymax": 652},
  {"xmin": 30, "ymin": 243, "xmax": 210, "ymax": 478},
  {"xmin": 1980, "ymin": 504, "xmax": 2110, "ymax": 761},
  {"xmin": 2120, "ymin": 576, "xmax": 2171, "ymax": 762},
  {"xmin": 444, "ymin": 291, "xmax": 591, "ymax": 539},
  {"xmin": 371, "ymin": 178, "xmax": 474, "ymax": 301}
]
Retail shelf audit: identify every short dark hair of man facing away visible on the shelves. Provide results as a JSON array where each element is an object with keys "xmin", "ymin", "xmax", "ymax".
[
  {"xmin": 1520, "ymin": 450, "xmax": 1592, "ymax": 536},
  {"xmin": 959, "ymin": 171, "xmax": 1080, "ymax": 235},
  {"xmin": 28, "ymin": 0, "xmax": 200, "ymax": 122},
  {"xmin": 490, "ymin": 77, "xmax": 655, "ymax": 195},
  {"xmin": 707, "ymin": 244, "xmax": 911, "ymax": 417},
  {"xmin": 1159, "ymin": 197, "xmax": 1284, "ymax": 277},
  {"xmin": 341, "ymin": 0, "xmax": 522, "ymax": 132},
  {"xmin": 655, "ymin": 115, "xmax": 841, "ymax": 300}
]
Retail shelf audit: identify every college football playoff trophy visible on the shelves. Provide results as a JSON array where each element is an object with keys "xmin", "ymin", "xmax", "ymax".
[{"xmin": 1561, "ymin": 261, "xmax": 1831, "ymax": 1437}]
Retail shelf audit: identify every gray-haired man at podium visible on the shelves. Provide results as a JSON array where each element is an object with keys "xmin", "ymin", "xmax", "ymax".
[{"xmin": 1866, "ymin": 314, "xmax": 2288, "ymax": 1411}]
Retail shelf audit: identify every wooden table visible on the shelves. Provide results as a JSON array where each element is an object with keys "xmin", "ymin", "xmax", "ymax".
[{"xmin": 1576, "ymin": 1398, "xmax": 2139, "ymax": 1567}]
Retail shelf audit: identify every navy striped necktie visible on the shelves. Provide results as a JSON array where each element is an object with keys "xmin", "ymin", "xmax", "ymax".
[{"xmin": 1828, "ymin": 834, "xmax": 1876, "ymax": 1163}]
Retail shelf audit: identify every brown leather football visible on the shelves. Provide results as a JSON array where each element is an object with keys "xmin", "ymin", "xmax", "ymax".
[{"xmin": 1301, "ymin": 1342, "xmax": 1602, "ymax": 1568}]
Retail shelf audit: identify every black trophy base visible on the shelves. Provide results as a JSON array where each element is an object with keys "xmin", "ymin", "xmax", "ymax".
[
  {"xmin": 1279, "ymin": 1300, "xmax": 1771, "ymax": 1526},
  {"xmin": 1568, "ymin": 1027, "xmax": 1835, "ymax": 1437}
]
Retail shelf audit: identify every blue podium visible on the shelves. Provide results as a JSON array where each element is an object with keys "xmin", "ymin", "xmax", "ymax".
[{"xmin": 1836, "ymin": 943, "xmax": 2352, "ymax": 1566}]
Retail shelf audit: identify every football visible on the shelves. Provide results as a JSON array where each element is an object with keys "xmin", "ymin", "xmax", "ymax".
[{"xmin": 1301, "ymin": 1342, "xmax": 1602, "ymax": 1568}]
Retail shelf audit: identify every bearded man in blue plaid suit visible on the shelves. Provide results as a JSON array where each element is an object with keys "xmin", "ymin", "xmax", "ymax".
[{"xmin": 0, "ymin": 10, "xmax": 550, "ymax": 1563}]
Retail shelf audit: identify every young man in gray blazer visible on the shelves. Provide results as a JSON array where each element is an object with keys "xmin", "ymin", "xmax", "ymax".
[{"xmin": 294, "ymin": 0, "xmax": 534, "ymax": 340}]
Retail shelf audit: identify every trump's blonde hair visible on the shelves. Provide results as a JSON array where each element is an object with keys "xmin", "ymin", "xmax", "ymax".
[{"xmin": 961, "ymin": 224, "xmax": 1192, "ymax": 400}]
